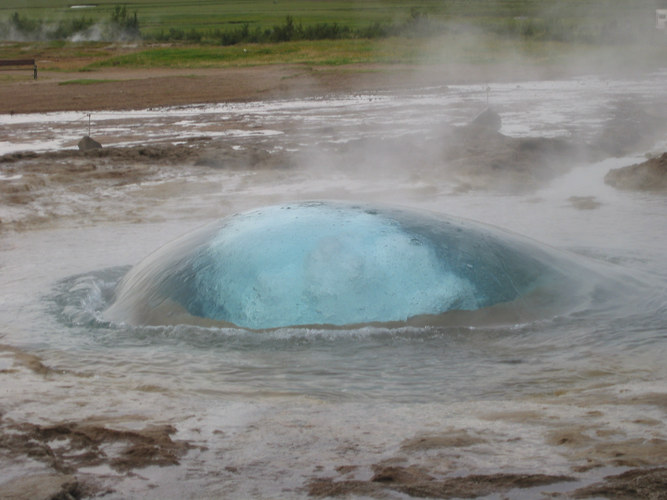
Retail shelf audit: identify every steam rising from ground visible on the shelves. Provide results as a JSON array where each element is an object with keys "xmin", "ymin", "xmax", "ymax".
[
  {"xmin": 0, "ymin": 7, "xmax": 139, "ymax": 42},
  {"xmin": 0, "ymin": 19, "xmax": 139, "ymax": 42}
]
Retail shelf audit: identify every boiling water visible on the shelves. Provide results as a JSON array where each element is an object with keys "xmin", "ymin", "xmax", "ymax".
[
  {"xmin": 1, "ymin": 72, "xmax": 666, "ymax": 498},
  {"xmin": 105, "ymin": 201, "xmax": 611, "ymax": 330}
]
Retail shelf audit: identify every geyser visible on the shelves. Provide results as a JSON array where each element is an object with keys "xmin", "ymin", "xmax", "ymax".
[{"xmin": 105, "ymin": 202, "xmax": 584, "ymax": 329}]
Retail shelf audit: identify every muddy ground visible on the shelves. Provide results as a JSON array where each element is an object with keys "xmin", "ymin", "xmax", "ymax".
[
  {"xmin": 2, "ymin": 65, "xmax": 667, "ymax": 498},
  {"xmin": 306, "ymin": 465, "xmax": 667, "ymax": 499},
  {"xmin": 0, "ymin": 129, "xmax": 585, "ymax": 231},
  {"xmin": 2, "ymin": 99, "xmax": 666, "ymax": 234},
  {"xmin": 0, "ymin": 62, "xmax": 587, "ymax": 115},
  {"xmin": 2, "ymin": 64, "xmax": 666, "ymax": 229},
  {"xmin": 3, "ymin": 338, "xmax": 667, "ymax": 499}
]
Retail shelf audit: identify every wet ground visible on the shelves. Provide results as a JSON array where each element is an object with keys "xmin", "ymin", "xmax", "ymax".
[{"xmin": 1, "ymin": 71, "xmax": 667, "ymax": 499}]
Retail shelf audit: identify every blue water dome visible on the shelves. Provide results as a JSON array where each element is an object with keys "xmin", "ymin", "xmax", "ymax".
[{"xmin": 105, "ymin": 202, "xmax": 577, "ymax": 330}]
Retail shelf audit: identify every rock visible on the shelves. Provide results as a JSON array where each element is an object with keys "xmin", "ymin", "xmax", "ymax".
[
  {"xmin": 0, "ymin": 473, "xmax": 79, "ymax": 500},
  {"xmin": 568, "ymin": 196, "xmax": 602, "ymax": 210},
  {"xmin": 77, "ymin": 135, "xmax": 102, "ymax": 151},
  {"xmin": 443, "ymin": 126, "xmax": 592, "ymax": 192},
  {"xmin": 468, "ymin": 107, "xmax": 502, "ymax": 133},
  {"xmin": 572, "ymin": 467, "xmax": 667, "ymax": 499},
  {"xmin": 604, "ymin": 152, "xmax": 667, "ymax": 192}
]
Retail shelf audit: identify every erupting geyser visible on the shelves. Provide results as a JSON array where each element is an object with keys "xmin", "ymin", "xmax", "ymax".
[{"xmin": 105, "ymin": 202, "xmax": 586, "ymax": 329}]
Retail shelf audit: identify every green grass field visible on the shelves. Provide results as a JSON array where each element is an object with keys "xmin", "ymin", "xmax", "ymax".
[
  {"xmin": 1, "ymin": 0, "xmax": 661, "ymax": 40},
  {"xmin": 1, "ymin": 1, "xmax": 665, "ymax": 70}
]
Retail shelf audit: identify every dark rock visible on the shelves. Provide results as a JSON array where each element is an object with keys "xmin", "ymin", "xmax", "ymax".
[
  {"xmin": 468, "ymin": 107, "xmax": 502, "ymax": 133},
  {"xmin": 605, "ymin": 153, "xmax": 667, "ymax": 192},
  {"xmin": 572, "ymin": 467, "xmax": 667, "ymax": 499},
  {"xmin": 308, "ymin": 467, "xmax": 575, "ymax": 498},
  {"xmin": 77, "ymin": 136, "xmax": 102, "ymax": 151},
  {"xmin": 0, "ymin": 473, "xmax": 80, "ymax": 500},
  {"xmin": 443, "ymin": 125, "xmax": 593, "ymax": 192}
]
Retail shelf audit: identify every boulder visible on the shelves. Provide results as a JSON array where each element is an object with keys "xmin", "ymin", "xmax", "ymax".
[
  {"xmin": 604, "ymin": 153, "xmax": 667, "ymax": 192},
  {"xmin": 78, "ymin": 135, "xmax": 102, "ymax": 151},
  {"xmin": 467, "ymin": 107, "xmax": 502, "ymax": 133}
]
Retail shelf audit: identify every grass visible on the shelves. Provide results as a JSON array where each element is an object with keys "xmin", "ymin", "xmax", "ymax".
[
  {"xmin": 1, "ymin": 1, "xmax": 447, "ymax": 30},
  {"xmin": 1, "ymin": 1, "xmax": 665, "ymax": 74},
  {"xmin": 76, "ymin": 30, "xmax": 667, "ymax": 70},
  {"xmin": 2, "ymin": 31, "xmax": 665, "ymax": 76},
  {"xmin": 86, "ymin": 39, "xmax": 399, "ymax": 68},
  {"xmin": 1, "ymin": 0, "xmax": 662, "ymax": 42}
]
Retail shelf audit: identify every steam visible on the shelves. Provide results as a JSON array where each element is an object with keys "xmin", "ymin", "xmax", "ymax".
[
  {"xmin": 0, "ymin": 20, "xmax": 139, "ymax": 42},
  {"xmin": 281, "ymin": 0, "xmax": 667, "ymax": 198},
  {"xmin": 67, "ymin": 22, "xmax": 139, "ymax": 43},
  {"xmin": 0, "ymin": 7, "xmax": 140, "ymax": 42}
]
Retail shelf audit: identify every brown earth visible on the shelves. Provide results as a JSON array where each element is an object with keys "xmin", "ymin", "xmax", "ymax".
[
  {"xmin": 307, "ymin": 465, "xmax": 667, "ymax": 499},
  {"xmin": 1, "ymin": 64, "xmax": 440, "ymax": 114},
  {"xmin": 307, "ymin": 462, "xmax": 575, "ymax": 498},
  {"xmin": 572, "ymin": 467, "xmax": 667, "ymax": 500},
  {"xmin": 0, "ymin": 61, "xmax": 595, "ymax": 115},
  {"xmin": 0, "ymin": 419, "xmax": 192, "ymax": 499}
]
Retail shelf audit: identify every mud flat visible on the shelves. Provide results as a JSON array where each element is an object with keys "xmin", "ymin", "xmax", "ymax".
[
  {"xmin": 307, "ymin": 466, "xmax": 667, "ymax": 499},
  {"xmin": 1, "ymin": 68, "xmax": 666, "ymax": 500},
  {"xmin": 308, "ymin": 466, "xmax": 575, "ymax": 498},
  {"xmin": 0, "ymin": 128, "xmax": 593, "ymax": 233},
  {"xmin": 4, "ymin": 59, "xmax": 657, "ymax": 115},
  {"xmin": 0, "ymin": 63, "xmax": 547, "ymax": 115}
]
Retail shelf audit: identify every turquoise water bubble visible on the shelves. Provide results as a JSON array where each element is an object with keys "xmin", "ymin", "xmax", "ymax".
[{"xmin": 105, "ymin": 202, "xmax": 579, "ymax": 329}]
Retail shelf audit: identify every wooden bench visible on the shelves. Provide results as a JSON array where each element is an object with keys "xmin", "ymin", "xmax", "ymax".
[{"xmin": 0, "ymin": 59, "xmax": 37, "ymax": 79}]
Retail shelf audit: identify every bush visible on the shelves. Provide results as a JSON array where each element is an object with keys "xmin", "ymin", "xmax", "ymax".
[{"xmin": 210, "ymin": 14, "xmax": 433, "ymax": 46}]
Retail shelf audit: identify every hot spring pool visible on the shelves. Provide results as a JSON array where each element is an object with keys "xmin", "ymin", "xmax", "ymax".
[{"xmin": 1, "ymin": 72, "xmax": 666, "ymax": 499}]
